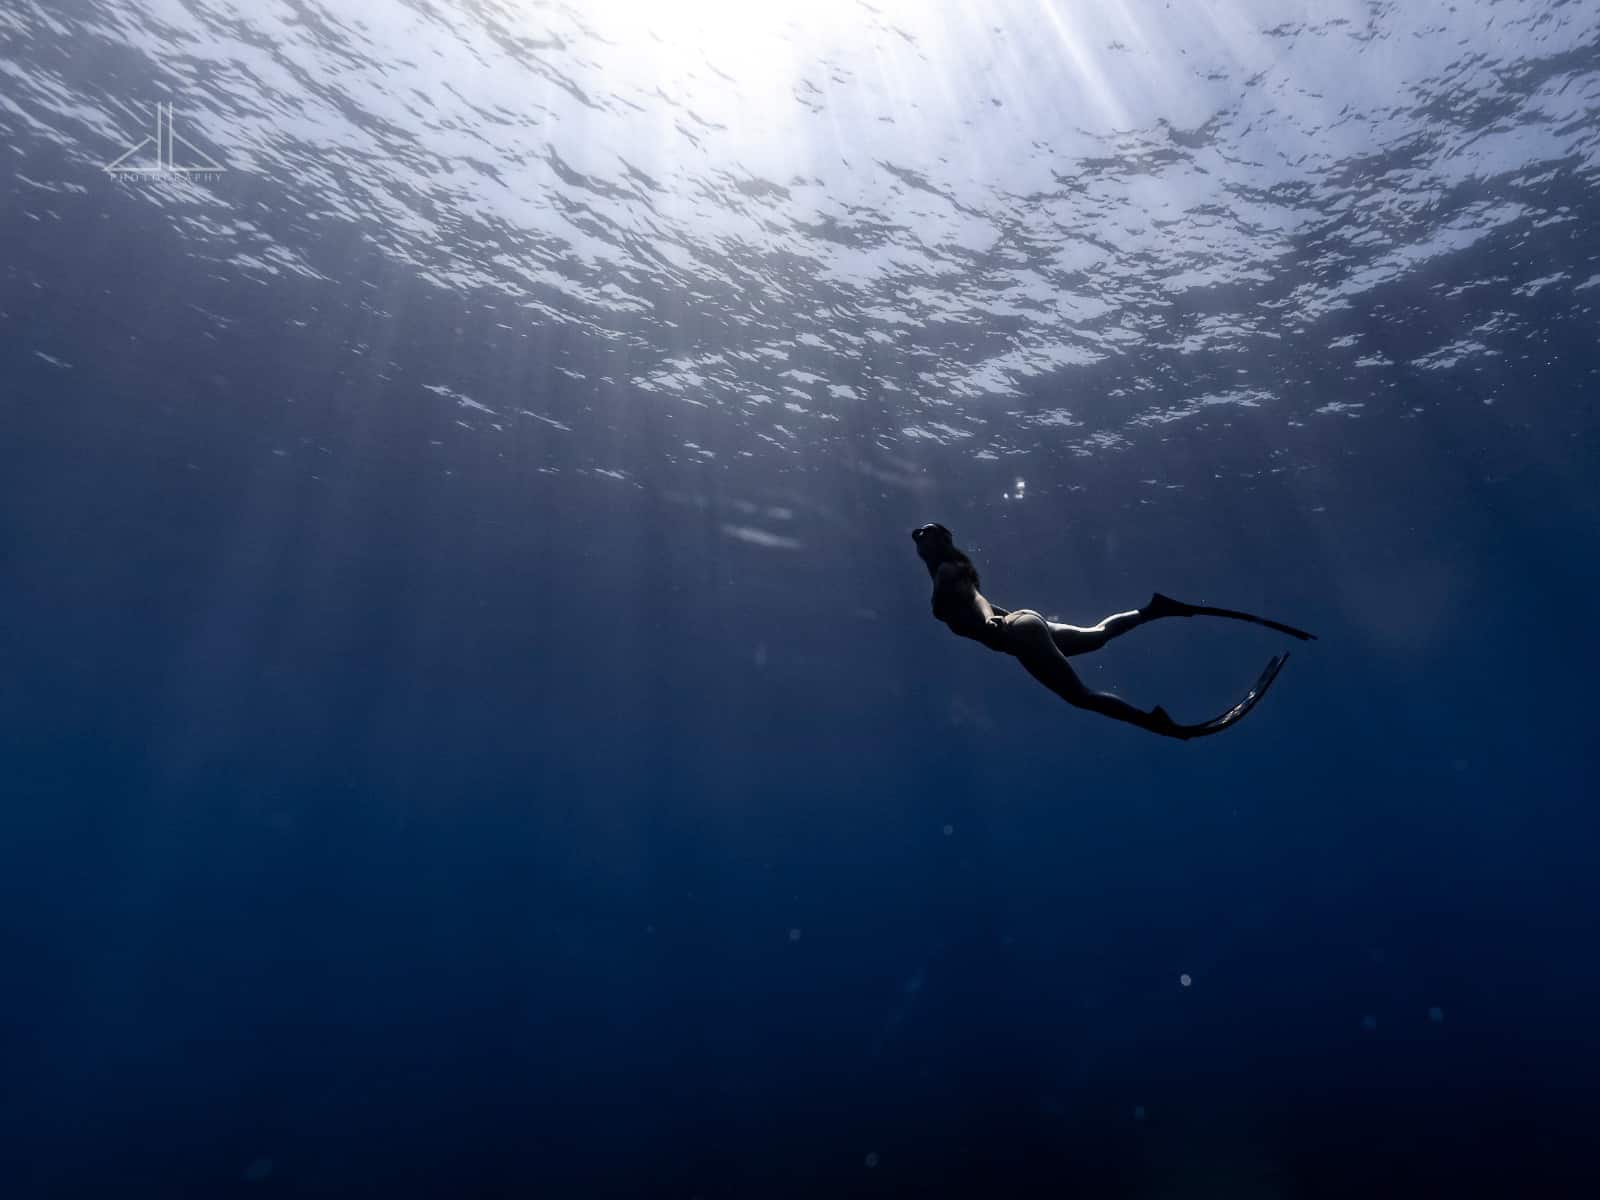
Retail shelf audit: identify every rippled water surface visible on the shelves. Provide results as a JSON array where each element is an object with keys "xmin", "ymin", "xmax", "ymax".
[{"xmin": 11, "ymin": 1, "xmax": 1599, "ymax": 466}]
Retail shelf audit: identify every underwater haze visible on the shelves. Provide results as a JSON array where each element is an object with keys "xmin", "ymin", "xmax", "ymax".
[{"xmin": 3, "ymin": 0, "xmax": 1599, "ymax": 1195}]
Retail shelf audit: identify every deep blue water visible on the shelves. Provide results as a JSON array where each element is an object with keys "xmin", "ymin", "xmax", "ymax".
[{"xmin": 3, "ymin": 1, "xmax": 1599, "ymax": 1195}]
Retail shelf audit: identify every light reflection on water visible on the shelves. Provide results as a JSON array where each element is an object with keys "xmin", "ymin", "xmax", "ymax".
[{"xmin": 4, "ymin": 0, "xmax": 1596, "ymax": 483}]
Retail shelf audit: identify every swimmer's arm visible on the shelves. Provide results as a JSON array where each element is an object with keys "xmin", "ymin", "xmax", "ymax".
[
  {"xmin": 931, "ymin": 563, "xmax": 1004, "ymax": 628},
  {"xmin": 969, "ymin": 590, "xmax": 1002, "ymax": 625},
  {"xmin": 930, "ymin": 562, "xmax": 964, "ymax": 619}
]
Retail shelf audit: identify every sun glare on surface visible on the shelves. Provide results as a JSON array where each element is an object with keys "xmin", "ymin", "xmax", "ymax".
[
  {"xmin": 577, "ymin": 0, "xmax": 927, "ymax": 90},
  {"xmin": 545, "ymin": 0, "xmax": 1141, "ymax": 168}
]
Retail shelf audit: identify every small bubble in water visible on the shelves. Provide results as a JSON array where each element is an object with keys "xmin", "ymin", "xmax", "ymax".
[
  {"xmin": 1179, "ymin": 973, "xmax": 1192, "ymax": 987},
  {"xmin": 864, "ymin": 1151, "xmax": 880, "ymax": 1169},
  {"xmin": 942, "ymin": 823, "xmax": 954, "ymax": 836},
  {"xmin": 788, "ymin": 928, "xmax": 802, "ymax": 942},
  {"xmin": 242, "ymin": 1158, "xmax": 274, "ymax": 1184},
  {"xmin": 1429, "ymin": 1006, "xmax": 1444, "ymax": 1023}
]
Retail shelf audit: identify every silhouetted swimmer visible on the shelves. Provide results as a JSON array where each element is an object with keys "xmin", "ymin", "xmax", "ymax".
[{"xmin": 910, "ymin": 522, "xmax": 1316, "ymax": 740}]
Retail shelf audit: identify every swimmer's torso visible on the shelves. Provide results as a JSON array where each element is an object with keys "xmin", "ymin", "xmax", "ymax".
[{"xmin": 931, "ymin": 562, "xmax": 1009, "ymax": 650}]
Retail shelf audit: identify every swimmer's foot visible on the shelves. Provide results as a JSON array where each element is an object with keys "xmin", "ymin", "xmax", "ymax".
[
  {"xmin": 1145, "ymin": 704, "xmax": 1190, "ymax": 740},
  {"xmin": 1144, "ymin": 592, "xmax": 1195, "ymax": 620}
]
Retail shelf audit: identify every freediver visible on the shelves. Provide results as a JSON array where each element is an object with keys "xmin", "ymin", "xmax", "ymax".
[{"xmin": 911, "ymin": 522, "xmax": 1315, "ymax": 740}]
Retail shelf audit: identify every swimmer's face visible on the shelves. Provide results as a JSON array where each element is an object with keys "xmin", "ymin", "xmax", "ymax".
[{"xmin": 911, "ymin": 522, "xmax": 954, "ymax": 562}]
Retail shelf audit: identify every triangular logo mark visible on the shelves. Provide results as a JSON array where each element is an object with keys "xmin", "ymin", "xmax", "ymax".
[{"xmin": 105, "ymin": 102, "xmax": 226, "ymax": 175}]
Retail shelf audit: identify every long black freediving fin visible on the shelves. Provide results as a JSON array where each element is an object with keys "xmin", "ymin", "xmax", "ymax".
[
  {"xmin": 1164, "ymin": 652, "xmax": 1290, "ymax": 740},
  {"xmin": 1149, "ymin": 593, "xmax": 1317, "ymax": 641}
]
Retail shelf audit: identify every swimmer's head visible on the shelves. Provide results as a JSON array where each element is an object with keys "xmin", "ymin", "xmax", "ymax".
[{"xmin": 912, "ymin": 522, "xmax": 956, "ymax": 565}]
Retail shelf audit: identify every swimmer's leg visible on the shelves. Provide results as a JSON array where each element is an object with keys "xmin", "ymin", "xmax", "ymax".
[
  {"xmin": 1047, "ymin": 606, "xmax": 1151, "ymax": 657},
  {"xmin": 1054, "ymin": 594, "xmax": 1314, "ymax": 657},
  {"xmin": 1008, "ymin": 613, "xmax": 1179, "ymax": 736},
  {"xmin": 1013, "ymin": 613, "xmax": 1289, "ymax": 740},
  {"xmin": 1016, "ymin": 652, "xmax": 1178, "ymax": 734},
  {"xmin": 1048, "ymin": 591, "xmax": 1249, "ymax": 655}
]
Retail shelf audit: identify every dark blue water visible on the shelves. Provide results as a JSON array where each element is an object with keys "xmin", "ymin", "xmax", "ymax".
[{"xmin": 4, "ymin": 1, "xmax": 1599, "ymax": 1195}]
